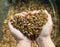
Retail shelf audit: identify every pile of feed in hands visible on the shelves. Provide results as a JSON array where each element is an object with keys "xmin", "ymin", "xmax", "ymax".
[{"xmin": 10, "ymin": 9, "xmax": 48, "ymax": 40}]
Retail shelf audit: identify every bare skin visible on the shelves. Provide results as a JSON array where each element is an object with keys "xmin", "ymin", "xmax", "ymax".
[
  {"xmin": 36, "ymin": 10, "xmax": 55, "ymax": 47},
  {"xmin": 8, "ymin": 10, "xmax": 55, "ymax": 47}
]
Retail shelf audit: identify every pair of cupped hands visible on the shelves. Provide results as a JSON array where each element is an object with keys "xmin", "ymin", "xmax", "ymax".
[{"xmin": 8, "ymin": 10, "xmax": 54, "ymax": 47}]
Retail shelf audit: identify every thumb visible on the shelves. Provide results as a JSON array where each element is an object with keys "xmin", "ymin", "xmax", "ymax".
[{"xmin": 40, "ymin": 10, "xmax": 53, "ymax": 37}]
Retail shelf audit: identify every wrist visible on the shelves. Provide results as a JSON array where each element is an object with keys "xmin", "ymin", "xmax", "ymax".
[
  {"xmin": 36, "ymin": 36, "xmax": 51, "ymax": 44},
  {"xmin": 17, "ymin": 39, "xmax": 32, "ymax": 47},
  {"xmin": 36, "ymin": 36, "xmax": 55, "ymax": 47}
]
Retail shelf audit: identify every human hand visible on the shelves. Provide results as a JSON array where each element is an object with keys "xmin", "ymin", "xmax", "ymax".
[
  {"xmin": 29, "ymin": 10, "xmax": 53, "ymax": 37},
  {"xmin": 36, "ymin": 10, "xmax": 55, "ymax": 47},
  {"xmin": 40, "ymin": 10, "xmax": 53, "ymax": 37},
  {"xmin": 8, "ymin": 12, "xmax": 32, "ymax": 47}
]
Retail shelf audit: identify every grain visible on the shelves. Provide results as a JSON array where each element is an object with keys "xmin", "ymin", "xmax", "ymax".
[{"xmin": 10, "ymin": 9, "xmax": 48, "ymax": 40}]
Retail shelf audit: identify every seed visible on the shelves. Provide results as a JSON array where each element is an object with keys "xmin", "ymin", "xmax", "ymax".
[
  {"xmin": 29, "ymin": 32, "xmax": 33, "ymax": 35},
  {"xmin": 28, "ymin": 34, "xmax": 31, "ymax": 36},
  {"xmin": 28, "ymin": 23, "xmax": 31, "ymax": 25}
]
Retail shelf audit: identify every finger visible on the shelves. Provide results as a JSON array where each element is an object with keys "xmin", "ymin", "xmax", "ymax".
[
  {"xmin": 31, "ymin": 10, "xmax": 37, "ymax": 15},
  {"xmin": 10, "ymin": 16, "xmax": 13, "ymax": 20},
  {"xmin": 36, "ymin": 10, "xmax": 41, "ymax": 14},
  {"xmin": 15, "ymin": 13, "xmax": 26, "ymax": 17},
  {"xmin": 44, "ymin": 10, "xmax": 53, "ymax": 25},
  {"xmin": 22, "ymin": 12, "xmax": 28, "ymax": 15},
  {"xmin": 8, "ymin": 21, "xmax": 26, "ymax": 40}
]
